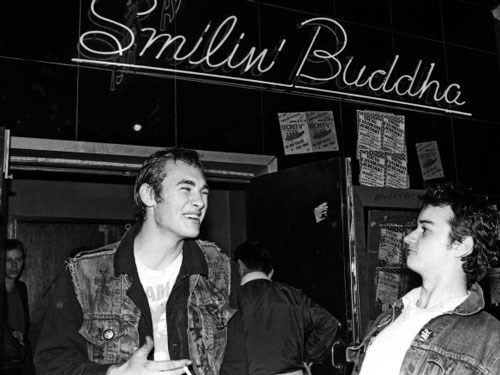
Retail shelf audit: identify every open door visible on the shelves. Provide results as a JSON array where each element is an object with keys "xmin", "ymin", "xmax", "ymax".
[
  {"xmin": 0, "ymin": 128, "xmax": 10, "ymax": 364},
  {"xmin": 246, "ymin": 157, "xmax": 351, "ymax": 375}
]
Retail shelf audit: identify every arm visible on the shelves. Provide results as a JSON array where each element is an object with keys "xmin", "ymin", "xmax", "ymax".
[
  {"xmin": 35, "ymin": 268, "xmax": 192, "ymax": 375},
  {"xmin": 34, "ymin": 267, "xmax": 112, "ymax": 375},
  {"xmin": 219, "ymin": 261, "xmax": 248, "ymax": 375},
  {"xmin": 302, "ymin": 293, "xmax": 339, "ymax": 363}
]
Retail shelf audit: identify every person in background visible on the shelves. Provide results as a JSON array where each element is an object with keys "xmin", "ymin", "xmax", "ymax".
[
  {"xmin": 3, "ymin": 239, "xmax": 35, "ymax": 375},
  {"xmin": 347, "ymin": 181, "xmax": 500, "ymax": 375},
  {"xmin": 234, "ymin": 240, "xmax": 340, "ymax": 375},
  {"xmin": 34, "ymin": 147, "xmax": 247, "ymax": 375}
]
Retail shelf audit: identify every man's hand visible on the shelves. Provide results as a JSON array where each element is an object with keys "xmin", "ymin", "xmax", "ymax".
[
  {"xmin": 107, "ymin": 336, "xmax": 192, "ymax": 375},
  {"xmin": 12, "ymin": 330, "xmax": 24, "ymax": 345}
]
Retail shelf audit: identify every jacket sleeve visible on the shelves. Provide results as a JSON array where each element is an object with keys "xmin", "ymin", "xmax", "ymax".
[
  {"xmin": 219, "ymin": 260, "xmax": 248, "ymax": 375},
  {"xmin": 301, "ymin": 291, "xmax": 340, "ymax": 363},
  {"xmin": 34, "ymin": 267, "xmax": 111, "ymax": 375}
]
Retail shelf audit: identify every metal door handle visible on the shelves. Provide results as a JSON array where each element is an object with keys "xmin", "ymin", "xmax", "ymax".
[{"xmin": 331, "ymin": 337, "xmax": 346, "ymax": 370}]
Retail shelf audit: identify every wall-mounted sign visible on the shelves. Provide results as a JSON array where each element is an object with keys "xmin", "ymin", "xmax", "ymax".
[
  {"xmin": 278, "ymin": 111, "xmax": 339, "ymax": 155},
  {"xmin": 357, "ymin": 110, "xmax": 408, "ymax": 188},
  {"xmin": 73, "ymin": 0, "xmax": 470, "ymax": 116},
  {"xmin": 415, "ymin": 141, "xmax": 445, "ymax": 180}
]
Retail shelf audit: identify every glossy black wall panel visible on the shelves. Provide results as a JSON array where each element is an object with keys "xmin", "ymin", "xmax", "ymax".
[
  {"xmin": 441, "ymin": 0, "xmax": 497, "ymax": 53},
  {"xmin": 453, "ymin": 118, "xmax": 500, "ymax": 195},
  {"xmin": 391, "ymin": 0, "xmax": 444, "ymax": 41},
  {"xmin": 0, "ymin": 59, "xmax": 78, "ymax": 139},
  {"xmin": 175, "ymin": 82, "xmax": 264, "ymax": 153}
]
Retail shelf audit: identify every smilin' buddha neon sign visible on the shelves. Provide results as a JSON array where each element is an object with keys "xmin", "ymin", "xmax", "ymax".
[{"xmin": 73, "ymin": 0, "xmax": 471, "ymax": 116}]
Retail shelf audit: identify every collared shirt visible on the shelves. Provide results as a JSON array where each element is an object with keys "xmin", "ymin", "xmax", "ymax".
[
  {"xmin": 359, "ymin": 287, "xmax": 468, "ymax": 375},
  {"xmin": 347, "ymin": 283, "xmax": 500, "ymax": 375},
  {"xmin": 241, "ymin": 271, "xmax": 271, "ymax": 285}
]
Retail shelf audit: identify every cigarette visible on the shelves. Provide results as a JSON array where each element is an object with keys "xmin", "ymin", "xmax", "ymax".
[{"xmin": 183, "ymin": 366, "xmax": 193, "ymax": 375}]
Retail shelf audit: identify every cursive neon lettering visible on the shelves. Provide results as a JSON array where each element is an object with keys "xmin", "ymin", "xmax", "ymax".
[
  {"xmin": 295, "ymin": 18, "xmax": 346, "ymax": 82},
  {"xmin": 189, "ymin": 16, "xmax": 238, "ymax": 68},
  {"xmin": 342, "ymin": 57, "xmax": 369, "ymax": 87},
  {"xmin": 381, "ymin": 56, "xmax": 399, "ymax": 93},
  {"xmin": 298, "ymin": 21, "xmax": 465, "ymax": 106},
  {"xmin": 367, "ymin": 69, "xmax": 387, "ymax": 91},
  {"xmin": 79, "ymin": 0, "xmax": 135, "ymax": 56},
  {"xmin": 77, "ymin": 6, "xmax": 468, "ymax": 111},
  {"xmin": 443, "ymin": 84, "xmax": 465, "ymax": 105}
]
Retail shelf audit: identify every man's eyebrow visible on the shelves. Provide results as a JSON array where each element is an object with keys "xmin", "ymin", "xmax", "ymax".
[
  {"xmin": 418, "ymin": 219, "xmax": 435, "ymax": 225},
  {"xmin": 177, "ymin": 179, "xmax": 210, "ymax": 191},
  {"xmin": 177, "ymin": 179, "xmax": 195, "ymax": 186}
]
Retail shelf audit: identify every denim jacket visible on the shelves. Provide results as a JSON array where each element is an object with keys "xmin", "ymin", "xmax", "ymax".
[
  {"xmin": 347, "ymin": 283, "xmax": 500, "ymax": 375},
  {"xmin": 35, "ymin": 225, "xmax": 247, "ymax": 375}
]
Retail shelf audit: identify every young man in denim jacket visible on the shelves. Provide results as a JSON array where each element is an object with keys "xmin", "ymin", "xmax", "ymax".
[
  {"xmin": 347, "ymin": 182, "xmax": 500, "ymax": 375},
  {"xmin": 35, "ymin": 148, "xmax": 247, "ymax": 375}
]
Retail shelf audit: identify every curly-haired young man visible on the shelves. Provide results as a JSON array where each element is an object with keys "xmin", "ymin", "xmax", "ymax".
[{"xmin": 348, "ymin": 182, "xmax": 500, "ymax": 375}]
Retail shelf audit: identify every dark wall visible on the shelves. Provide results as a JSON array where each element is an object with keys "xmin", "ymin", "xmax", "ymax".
[{"xmin": 0, "ymin": 0, "xmax": 499, "ymax": 197}]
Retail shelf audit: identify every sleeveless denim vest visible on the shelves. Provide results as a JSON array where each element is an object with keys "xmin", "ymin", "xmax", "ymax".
[{"xmin": 67, "ymin": 240, "xmax": 236, "ymax": 375}]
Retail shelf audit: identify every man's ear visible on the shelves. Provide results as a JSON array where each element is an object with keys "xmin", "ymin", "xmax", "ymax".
[
  {"xmin": 268, "ymin": 268, "xmax": 275, "ymax": 279},
  {"xmin": 453, "ymin": 236, "xmax": 474, "ymax": 258},
  {"xmin": 237, "ymin": 259, "xmax": 247, "ymax": 277},
  {"xmin": 139, "ymin": 183, "xmax": 156, "ymax": 207}
]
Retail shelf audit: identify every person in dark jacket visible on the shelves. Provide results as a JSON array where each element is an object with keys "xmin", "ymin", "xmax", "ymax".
[
  {"xmin": 34, "ymin": 147, "xmax": 247, "ymax": 375},
  {"xmin": 3, "ymin": 239, "xmax": 35, "ymax": 375},
  {"xmin": 234, "ymin": 240, "xmax": 340, "ymax": 375}
]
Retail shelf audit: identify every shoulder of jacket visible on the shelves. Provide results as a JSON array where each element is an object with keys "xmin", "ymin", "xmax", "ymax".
[
  {"xmin": 70, "ymin": 241, "xmax": 121, "ymax": 261},
  {"xmin": 196, "ymin": 239, "xmax": 229, "ymax": 259}
]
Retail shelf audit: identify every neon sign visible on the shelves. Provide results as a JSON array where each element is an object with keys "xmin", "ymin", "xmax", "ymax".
[{"xmin": 73, "ymin": 0, "xmax": 471, "ymax": 116}]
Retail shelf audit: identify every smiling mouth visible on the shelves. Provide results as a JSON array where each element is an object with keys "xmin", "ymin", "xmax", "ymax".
[{"xmin": 184, "ymin": 214, "xmax": 201, "ymax": 223}]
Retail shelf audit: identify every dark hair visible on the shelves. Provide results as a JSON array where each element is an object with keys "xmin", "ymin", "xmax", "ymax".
[
  {"xmin": 6, "ymin": 239, "xmax": 26, "ymax": 259},
  {"xmin": 233, "ymin": 240, "xmax": 273, "ymax": 275},
  {"xmin": 420, "ymin": 181, "xmax": 500, "ymax": 288},
  {"xmin": 134, "ymin": 147, "xmax": 204, "ymax": 222}
]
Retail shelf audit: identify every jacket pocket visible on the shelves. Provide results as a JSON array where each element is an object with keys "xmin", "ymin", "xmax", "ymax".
[
  {"xmin": 421, "ymin": 352, "xmax": 481, "ymax": 375},
  {"xmin": 79, "ymin": 314, "xmax": 138, "ymax": 364},
  {"xmin": 191, "ymin": 298, "xmax": 236, "ymax": 330}
]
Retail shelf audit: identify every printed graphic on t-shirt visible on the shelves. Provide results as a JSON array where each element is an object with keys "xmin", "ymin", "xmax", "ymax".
[{"xmin": 144, "ymin": 281, "xmax": 172, "ymax": 360}]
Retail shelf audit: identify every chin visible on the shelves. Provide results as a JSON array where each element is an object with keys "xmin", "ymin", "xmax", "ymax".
[{"xmin": 183, "ymin": 229, "xmax": 200, "ymax": 239}]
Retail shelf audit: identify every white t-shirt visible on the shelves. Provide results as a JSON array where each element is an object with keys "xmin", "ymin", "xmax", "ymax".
[
  {"xmin": 136, "ymin": 252, "xmax": 183, "ymax": 361},
  {"xmin": 359, "ymin": 287, "xmax": 468, "ymax": 375}
]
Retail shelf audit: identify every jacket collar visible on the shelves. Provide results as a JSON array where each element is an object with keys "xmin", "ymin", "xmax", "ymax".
[
  {"xmin": 114, "ymin": 223, "xmax": 208, "ymax": 278},
  {"xmin": 388, "ymin": 282, "xmax": 485, "ymax": 323},
  {"xmin": 453, "ymin": 282, "xmax": 484, "ymax": 316}
]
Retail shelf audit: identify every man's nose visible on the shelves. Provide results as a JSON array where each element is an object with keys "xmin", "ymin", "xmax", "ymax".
[
  {"xmin": 404, "ymin": 230, "xmax": 416, "ymax": 245},
  {"xmin": 191, "ymin": 192, "xmax": 206, "ymax": 208}
]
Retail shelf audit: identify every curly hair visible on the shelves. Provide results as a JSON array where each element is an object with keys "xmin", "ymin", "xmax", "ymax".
[
  {"xmin": 233, "ymin": 240, "xmax": 273, "ymax": 275},
  {"xmin": 420, "ymin": 181, "xmax": 500, "ymax": 288},
  {"xmin": 134, "ymin": 147, "xmax": 204, "ymax": 222}
]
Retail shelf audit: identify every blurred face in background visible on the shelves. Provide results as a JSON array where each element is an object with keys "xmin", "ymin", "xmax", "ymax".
[{"xmin": 5, "ymin": 248, "xmax": 24, "ymax": 280}]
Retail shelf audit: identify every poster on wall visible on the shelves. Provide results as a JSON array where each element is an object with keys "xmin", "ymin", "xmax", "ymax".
[
  {"xmin": 378, "ymin": 224, "xmax": 405, "ymax": 264},
  {"xmin": 382, "ymin": 113, "xmax": 406, "ymax": 154},
  {"xmin": 278, "ymin": 112, "xmax": 312, "ymax": 155},
  {"xmin": 385, "ymin": 153, "xmax": 408, "ymax": 188},
  {"xmin": 278, "ymin": 111, "xmax": 339, "ymax": 155},
  {"xmin": 375, "ymin": 268, "xmax": 401, "ymax": 305},
  {"xmin": 356, "ymin": 110, "xmax": 383, "ymax": 156},
  {"xmin": 357, "ymin": 110, "xmax": 408, "ymax": 188},
  {"xmin": 306, "ymin": 111, "xmax": 339, "ymax": 153},
  {"xmin": 359, "ymin": 151, "xmax": 386, "ymax": 187},
  {"xmin": 415, "ymin": 141, "xmax": 445, "ymax": 180}
]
